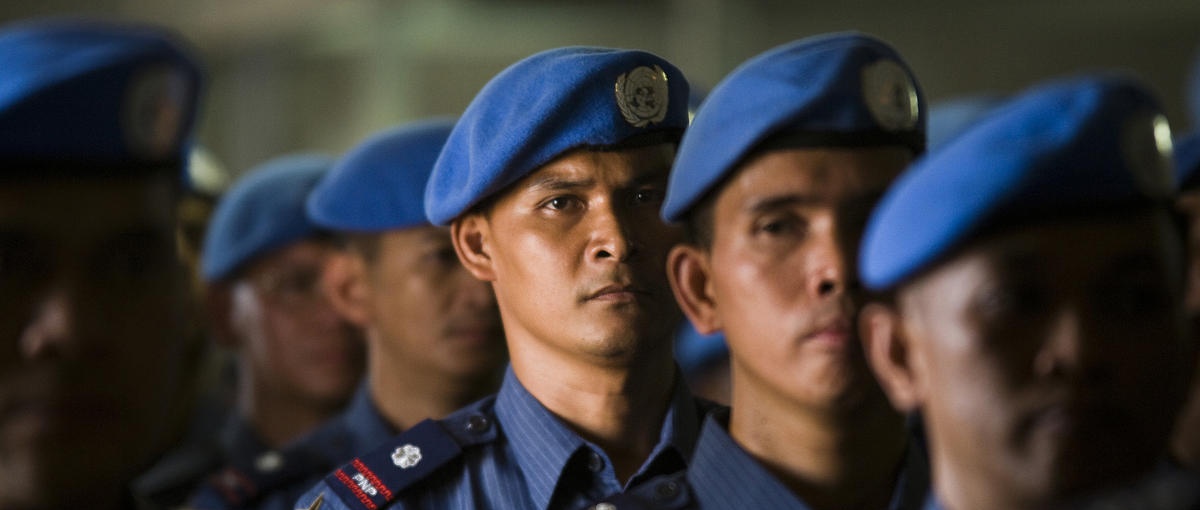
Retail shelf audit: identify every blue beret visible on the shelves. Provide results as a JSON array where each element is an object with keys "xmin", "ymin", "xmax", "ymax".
[
  {"xmin": 425, "ymin": 46, "xmax": 690, "ymax": 225},
  {"xmin": 0, "ymin": 18, "xmax": 202, "ymax": 174},
  {"xmin": 308, "ymin": 117, "xmax": 455, "ymax": 232},
  {"xmin": 860, "ymin": 75, "xmax": 1175, "ymax": 291},
  {"xmin": 661, "ymin": 32, "xmax": 925, "ymax": 222},
  {"xmin": 1175, "ymin": 132, "xmax": 1200, "ymax": 192},
  {"xmin": 927, "ymin": 93, "xmax": 1005, "ymax": 149},
  {"xmin": 674, "ymin": 322, "xmax": 728, "ymax": 377},
  {"xmin": 202, "ymin": 154, "xmax": 333, "ymax": 282}
]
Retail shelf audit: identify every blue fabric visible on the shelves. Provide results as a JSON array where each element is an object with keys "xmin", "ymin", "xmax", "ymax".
[
  {"xmin": 682, "ymin": 410, "xmax": 929, "ymax": 510},
  {"xmin": 424, "ymin": 46, "xmax": 690, "ymax": 225},
  {"xmin": 294, "ymin": 367, "xmax": 704, "ymax": 509},
  {"xmin": 0, "ymin": 17, "xmax": 202, "ymax": 169},
  {"xmin": 661, "ymin": 32, "xmax": 925, "ymax": 222},
  {"xmin": 1175, "ymin": 131, "xmax": 1200, "ymax": 192},
  {"xmin": 188, "ymin": 385, "xmax": 397, "ymax": 510},
  {"xmin": 674, "ymin": 322, "xmax": 727, "ymax": 377},
  {"xmin": 202, "ymin": 153, "xmax": 333, "ymax": 282},
  {"xmin": 860, "ymin": 74, "xmax": 1175, "ymax": 291},
  {"xmin": 308, "ymin": 118, "xmax": 455, "ymax": 232},
  {"xmin": 927, "ymin": 93, "xmax": 1005, "ymax": 149}
]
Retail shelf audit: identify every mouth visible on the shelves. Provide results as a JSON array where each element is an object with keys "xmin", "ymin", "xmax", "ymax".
[
  {"xmin": 802, "ymin": 317, "xmax": 853, "ymax": 345},
  {"xmin": 584, "ymin": 283, "xmax": 652, "ymax": 303}
]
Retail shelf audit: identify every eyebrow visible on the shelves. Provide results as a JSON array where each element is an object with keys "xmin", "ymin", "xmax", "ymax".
[
  {"xmin": 745, "ymin": 190, "xmax": 885, "ymax": 213},
  {"xmin": 526, "ymin": 176, "xmax": 597, "ymax": 194}
]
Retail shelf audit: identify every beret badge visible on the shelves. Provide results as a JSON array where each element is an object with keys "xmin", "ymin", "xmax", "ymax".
[
  {"xmin": 860, "ymin": 59, "xmax": 919, "ymax": 132},
  {"xmin": 615, "ymin": 65, "xmax": 669, "ymax": 128},
  {"xmin": 1121, "ymin": 110, "xmax": 1174, "ymax": 198}
]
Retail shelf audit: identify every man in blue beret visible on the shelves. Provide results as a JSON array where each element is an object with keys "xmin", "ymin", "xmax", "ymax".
[
  {"xmin": 190, "ymin": 118, "xmax": 508, "ymax": 509},
  {"xmin": 0, "ymin": 18, "xmax": 203, "ymax": 510},
  {"xmin": 197, "ymin": 154, "xmax": 366, "ymax": 502},
  {"xmin": 604, "ymin": 33, "xmax": 930, "ymax": 510},
  {"xmin": 296, "ymin": 46, "xmax": 705, "ymax": 510},
  {"xmin": 1170, "ymin": 132, "xmax": 1200, "ymax": 470},
  {"xmin": 859, "ymin": 75, "xmax": 1196, "ymax": 509}
]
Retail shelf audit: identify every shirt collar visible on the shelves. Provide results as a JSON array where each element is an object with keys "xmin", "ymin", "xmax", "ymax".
[
  {"xmin": 218, "ymin": 414, "xmax": 270, "ymax": 461},
  {"xmin": 341, "ymin": 382, "xmax": 397, "ymax": 454},
  {"xmin": 687, "ymin": 409, "xmax": 807, "ymax": 508},
  {"xmin": 688, "ymin": 409, "xmax": 930, "ymax": 510},
  {"xmin": 494, "ymin": 366, "xmax": 702, "ymax": 509}
]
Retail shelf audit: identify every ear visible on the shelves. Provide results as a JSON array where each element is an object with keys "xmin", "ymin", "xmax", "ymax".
[
  {"xmin": 451, "ymin": 213, "xmax": 497, "ymax": 282},
  {"xmin": 859, "ymin": 301, "xmax": 921, "ymax": 413},
  {"xmin": 667, "ymin": 244, "xmax": 722, "ymax": 335},
  {"xmin": 321, "ymin": 250, "xmax": 373, "ymax": 327},
  {"xmin": 204, "ymin": 283, "xmax": 239, "ymax": 349}
]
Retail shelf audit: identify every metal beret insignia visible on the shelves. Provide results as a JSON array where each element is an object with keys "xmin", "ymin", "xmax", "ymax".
[
  {"xmin": 861, "ymin": 59, "xmax": 919, "ymax": 132},
  {"xmin": 1122, "ymin": 110, "xmax": 1174, "ymax": 198},
  {"xmin": 122, "ymin": 64, "xmax": 188, "ymax": 160},
  {"xmin": 391, "ymin": 444, "xmax": 422, "ymax": 469},
  {"xmin": 615, "ymin": 65, "xmax": 670, "ymax": 128}
]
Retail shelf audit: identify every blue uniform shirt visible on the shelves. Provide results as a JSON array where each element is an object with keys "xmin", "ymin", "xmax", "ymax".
[
  {"xmin": 295, "ymin": 368, "xmax": 708, "ymax": 510},
  {"xmin": 189, "ymin": 384, "xmax": 397, "ymax": 509},
  {"xmin": 595, "ymin": 408, "xmax": 929, "ymax": 510}
]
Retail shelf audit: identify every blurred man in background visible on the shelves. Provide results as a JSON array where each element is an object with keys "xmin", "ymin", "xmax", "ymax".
[
  {"xmin": 188, "ymin": 118, "xmax": 507, "ymax": 509},
  {"xmin": 1169, "ymin": 131, "xmax": 1200, "ymax": 470},
  {"xmin": 0, "ymin": 18, "xmax": 203, "ymax": 509},
  {"xmin": 197, "ymin": 153, "xmax": 365, "ymax": 496}
]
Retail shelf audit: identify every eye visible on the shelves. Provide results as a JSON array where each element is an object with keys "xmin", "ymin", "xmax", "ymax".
[
  {"xmin": 1097, "ymin": 281, "xmax": 1173, "ymax": 318},
  {"xmin": 92, "ymin": 232, "xmax": 173, "ymax": 282},
  {"xmin": 631, "ymin": 188, "xmax": 665, "ymax": 206},
  {"xmin": 754, "ymin": 213, "xmax": 804, "ymax": 237},
  {"xmin": 973, "ymin": 282, "xmax": 1049, "ymax": 321},
  {"xmin": 541, "ymin": 195, "xmax": 581, "ymax": 212},
  {"xmin": 0, "ymin": 232, "xmax": 49, "ymax": 289},
  {"xmin": 425, "ymin": 245, "xmax": 459, "ymax": 267}
]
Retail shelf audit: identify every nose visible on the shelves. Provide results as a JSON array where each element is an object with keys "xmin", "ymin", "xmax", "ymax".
[
  {"xmin": 588, "ymin": 201, "xmax": 639, "ymax": 263},
  {"xmin": 20, "ymin": 286, "xmax": 76, "ymax": 361},
  {"xmin": 1034, "ymin": 306, "xmax": 1110, "ymax": 385},
  {"xmin": 807, "ymin": 221, "xmax": 850, "ymax": 300}
]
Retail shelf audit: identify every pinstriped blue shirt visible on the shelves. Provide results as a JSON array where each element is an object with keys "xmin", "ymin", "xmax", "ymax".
[
  {"xmin": 684, "ymin": 410, "xmax": 930, "ymax": 509},
  {"xmin": 294, "ymin": 367, "xmax": 707, "ymax": 510}
]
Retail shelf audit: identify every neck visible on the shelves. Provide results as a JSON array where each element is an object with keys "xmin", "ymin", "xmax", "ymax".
[
  {"xmin": 509, "ymin": 337, "xmax": 677, "ymax": 483},
  {"xmin": 366, "ymin": 331, "xmax": 500, "ymax": 431},
  {"xmin": 237, "ymin": 361, "xmax": 340, "ymax": 448},
  {"xmin": 728, "ymin": 367, "xmax": 908, "ymax": 510}
]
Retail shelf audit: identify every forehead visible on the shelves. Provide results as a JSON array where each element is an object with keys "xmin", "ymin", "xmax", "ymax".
[
  {"xmin": 0, "ymin": 175, "xmax": 175, "ymax": 241},
  {"xmin": 722, "ymin": 146, "xmax": 911, "ymax": 202}
]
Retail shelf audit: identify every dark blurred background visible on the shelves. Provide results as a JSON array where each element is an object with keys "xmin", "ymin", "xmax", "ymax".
[{"xmin": 4, "ymin": 0, "xmax": 1197, "ymax": 174}]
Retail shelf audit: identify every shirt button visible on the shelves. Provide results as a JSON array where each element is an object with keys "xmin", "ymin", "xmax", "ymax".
[
  {"xmin": 654, "ymin": 480, "xmax": 680, "ymax": 500},
  {"xmin": 254, "ymin": 451, "xmax": 283, "ymax": 472},
  {"xmin": 587, "ymin": 451, "xmax": 605, "ymax": 473},
  {"xmin": 465, "ymin": 414, "xmax": 490, "ymax": 434}
]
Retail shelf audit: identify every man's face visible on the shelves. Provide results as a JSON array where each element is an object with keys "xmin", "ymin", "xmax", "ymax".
[
  {"xmin": 231, "ymin": 240, "xmax": 364, "ymax": 408},
  {"xmin": 473, "ymin": 144, "xmax": 682, "ymax": 366},
  {"xmin": 702, "ymin": 147, "xmax": 909, "ymax": 410},
  {"xmin": 0, "ymin": 175, "xmax": 188, "ymax": 508},
  {"xmin": 364, "ymin": 227, "xmax": 505, "ymax": 381},
  {"xmin": 897, "ymin": 211, "xmax": 1191, "ymax": 504}
]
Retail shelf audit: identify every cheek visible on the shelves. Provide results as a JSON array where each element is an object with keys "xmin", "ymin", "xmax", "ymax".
[{"xmin": 714, "ymin": 247, "xmax": 807, "ymax": 326}]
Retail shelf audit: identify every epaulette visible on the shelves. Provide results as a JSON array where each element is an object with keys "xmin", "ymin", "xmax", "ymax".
[
  {"xmin": 189, "ymin": 424, "xmax": 347, "ymax": 510},
  {"xmin": 319, "ymin": 397, "xmax": 499, "ymax": 509},
  {"xmin": 586, "ymin": 472, "xmax": 693, "ymax": 510}
]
